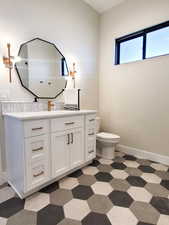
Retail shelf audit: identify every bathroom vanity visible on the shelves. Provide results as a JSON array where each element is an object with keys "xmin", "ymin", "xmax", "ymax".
[{"xmin": 4, "ymin": 110, "xmax": 96, "ymax": 198}]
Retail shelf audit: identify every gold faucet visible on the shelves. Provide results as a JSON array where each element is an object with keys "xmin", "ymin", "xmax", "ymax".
[{"xmin": 48, "ymin": 100, "xmax": 54, "ymax": 111}]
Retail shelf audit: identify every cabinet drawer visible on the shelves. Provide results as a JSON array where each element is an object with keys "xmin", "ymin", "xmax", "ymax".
[
  {"xmin": 25, "ymin": 135, "xmax": 49, "ymax": 162},
  {"xmin": 24, "ymin": 120, "xmax": 49, "ymax": 138},
  {"xmin": 51, "ymin": 116, "xmax": 83, "ymax": 132},
  {"xmin": 87, "ymin": 138, "xmax": 96, "ymax": 160},
  {"xmin": 86, "ymin": 114, "xmax": 96, "ymax": 128},
  {"xmin": 25, "ymin": 159, "xmax": 49, "ymax": 192}
]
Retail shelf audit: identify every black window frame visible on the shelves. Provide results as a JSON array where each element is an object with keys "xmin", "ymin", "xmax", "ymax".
[{"xmin": 115, "ymin": 20, "xmax": 169, "ymax": 65}]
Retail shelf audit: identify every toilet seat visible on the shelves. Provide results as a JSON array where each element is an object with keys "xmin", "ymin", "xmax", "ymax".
[{"xmin": 96, "ymin": 132, "xmax": 120, "ymax": 143}]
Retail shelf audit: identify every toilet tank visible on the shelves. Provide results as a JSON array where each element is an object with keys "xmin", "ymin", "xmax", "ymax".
[{"xmin": 95, "ymin": 117, "xmax": 101, "ymax": 133}]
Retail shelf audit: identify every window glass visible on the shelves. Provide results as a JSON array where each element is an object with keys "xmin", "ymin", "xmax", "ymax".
[
  {"xmin": 120, "ymin": 36, "xmax": 143, "ymax": 64},
  {"xmin": 146, "ymin": 26, "xmax": 169, "ymax": 58}
]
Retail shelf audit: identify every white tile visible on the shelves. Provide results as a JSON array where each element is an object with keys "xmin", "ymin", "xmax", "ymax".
[
  {"xmin": 0, "ymin": 217, "xmax": 7, "ymax": 225},
  {"xmin": 111, "ymin": 170, "xmax": 128, "ymax": 179},
  {"xmin": 141, "ymin": 173, "xmax": 161, "ymax": 184},
  {"xmin": 24, "ymin": 192, "xmax": 49, "ymax": 212},
  {"xmin": 128, "ymin": 187, "xmax": 152, "ymax": 202},
  {"xmin": 59, "ymin": 177, "xmax": 79, "ymax": 190},
  {"xmin": 0, "ymin": 186, "xmax": 15, "ymax": 204},
  {"xmin": 151, "ymin": 163, "xmax": 168, "ymax": 171},
  {"xmin": 64, "ymin": 199, "xmax": 90, "ymax": 221},
  {"xmin": 82, "ymin": 166, "xmax": 99, "ymax": 175},
  {"xmin": 157, "ymin": 215, "xmax": 169, "ymax": 225},
  {"xmin": 124, "ymin": 161, "xmax": 139, "ymax": 168},
  {"xmin": 107, "ymin": 206, "xmax": 138, "ymax": 225},
  {"xmin": 99, "ymin": 158, "xmax": 113, "ymax": 165},
  {"xmin": 91, "ymin": 182, "xmax": 112, "ymax": 195}
]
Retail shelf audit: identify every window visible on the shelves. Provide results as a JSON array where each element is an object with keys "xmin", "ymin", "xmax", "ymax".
[{"xmin": 115, "ymin": 21, "xmax": 169, "ymax": 65}]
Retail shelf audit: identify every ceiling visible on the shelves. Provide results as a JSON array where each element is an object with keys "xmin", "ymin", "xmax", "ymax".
[{"xmin": 83, "ymin": 0, "xmax": 126, "ymax": 13}]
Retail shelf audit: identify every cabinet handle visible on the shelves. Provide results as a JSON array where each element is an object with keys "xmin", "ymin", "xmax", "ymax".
[
  {"xmin": 89, "ymin": 119, "xmax": 95, "ymax": 122},
  {"xmin": 88, "ymin": 132, "xmax": 95, "ymax": 136},
  {"xmin": 32, "ymin": 147, "xmax": 43, "ymax": 152},
  {"xmin": 67, "ymin": 134, "xmax": 70, "ymax": 145},
  {"xmin": 33, "ymin": 171, "xmax": 44, "ymax": 177},
  {"xmin": 88, "ymin": 150, "xmax": 94, "ymax": 154},
  {"xmin": 65, "ymin": 122, "xmax": 75, "ymax": 125},
  {"xmin": 71, "ymin": 133, "xmax": 73, "ymax": 144},
  {"xmin": 32, "ymin": 127, "xmax": 43, "ymax": 131}
]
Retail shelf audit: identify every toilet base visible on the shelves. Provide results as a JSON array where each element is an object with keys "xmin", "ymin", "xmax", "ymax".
[{"xmin": 96, "ymin": 141, "xmax": 117, "ymax": 160}]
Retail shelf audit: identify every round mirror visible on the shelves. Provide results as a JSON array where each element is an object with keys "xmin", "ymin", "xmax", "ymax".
[{"xmin": 15, "ymin": 38, "xmax": 68, "ymax": 99}]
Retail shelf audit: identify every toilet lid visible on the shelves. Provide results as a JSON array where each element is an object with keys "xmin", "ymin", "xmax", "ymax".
[{"xmin": 97, "ymin": 132, "xmax": 120, "ymax": 140}]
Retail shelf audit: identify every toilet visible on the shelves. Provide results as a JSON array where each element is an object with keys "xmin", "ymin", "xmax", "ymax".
[{"xmin": 96, "ymin": 117, "xmax": 120, "ymax": 160}]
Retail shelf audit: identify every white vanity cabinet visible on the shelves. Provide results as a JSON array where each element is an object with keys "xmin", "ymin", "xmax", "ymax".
[{"xmin": 4, "ymin": 110, "xmax": 96, "ymax": 198}]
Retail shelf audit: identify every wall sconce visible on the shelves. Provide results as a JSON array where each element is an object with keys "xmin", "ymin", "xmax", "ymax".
[
  {"xmin": 69, "ymin": 62, "xmax": 77, "ymax": 88},
  {"xmin": 3, "ymin": 43, "xmax": 14, "ymax": 83}
]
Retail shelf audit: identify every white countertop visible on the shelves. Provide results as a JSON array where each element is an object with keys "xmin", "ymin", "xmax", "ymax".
[{"xmin": 3, "ymin": 110, "xmax": 97, "ymax": 120}]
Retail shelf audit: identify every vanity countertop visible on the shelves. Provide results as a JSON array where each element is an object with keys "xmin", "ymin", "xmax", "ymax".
[{"xmin": 3, "ymin": 110, "xmax": 97, "ymax": 121}]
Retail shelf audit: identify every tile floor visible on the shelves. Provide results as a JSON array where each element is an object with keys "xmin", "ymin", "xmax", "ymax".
[{"xmin": 0, "ymin": 151, "xmax": 169, "ymax": 225}]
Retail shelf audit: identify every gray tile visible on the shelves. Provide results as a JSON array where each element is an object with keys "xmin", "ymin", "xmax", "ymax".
[
  {"xmin": 125, "ymin": 168, "xmax": 143, "ymax": 176},
  {"xmin": 130, "ymin": 201, "xmax": 160, "ymax": 224},
  {"xmin": 145, "ymin": 183, "xmax": 169, "ymax": 198},
  {"xmin": 97, "ymin": 164, "xmax": 113, "ymax": 173},
  {"xmin": 155, "ymin": 171, "xmax": 169, "ymax": 180},
  {"xmin": 50, "ymin": 189, "xmax": 73, "ymax": 206},
  {"xmin": 7, "ymin": 210, "xmax": 36, "ymax": 225},
  {"xmin": 88, "ymin": 194, "xmax": 113, "ymax": 214},
  {"xmin": 78, "ymin": 175, "xmax": 96, "ymax": 186},
  {"xmin": 110, "ymin": 178, "xmax": 130, "ymax": 191}
]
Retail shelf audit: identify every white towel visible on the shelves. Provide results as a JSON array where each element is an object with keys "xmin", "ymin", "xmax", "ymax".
[{"xmin": 64, "ymin": 89, "xmax": 79, "ymax": 105}]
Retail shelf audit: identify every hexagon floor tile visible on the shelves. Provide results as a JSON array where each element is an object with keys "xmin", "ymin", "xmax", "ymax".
[
  {"xmin": 50, "ymin": 189, "xmax": 73, "ymax": 206},
  {"xmin": 64, "ymin": 199, "xmax": 90, "ymax": 221},
  {"xmin": 24, "ymin": 192, "xmax": 50, "ymax": 212},
  {"xmin": 127, "ymin": 186, "xmax": 152, "ymax": 202},
  {"xmin": 91, "ymin": 182, "xmax": 112, "ymax": 195},
  {"xmin": 82, "ymin": 212, "xmax": 111, "ymax": 225},
  {"xmin": 107, "ymin": 206, "xmax": 138, "ymax": 225},
  {"xmin": 1, "ymin": 151, "xmax": 169, "ymax": 225},
  {"xmin": 87, "ymin": 194, "xmax": 113, "ymax": 214}
]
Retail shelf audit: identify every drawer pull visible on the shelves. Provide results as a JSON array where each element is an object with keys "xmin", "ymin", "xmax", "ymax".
[
  {"xmin": 33, "ymin": 171, "xmax": 44, "ymax": 177},
  {"xmin": 65, "ymin": 122, "xmax": 75, "ymax": 125},
  {"xmin": 88, "ymin": 150, "xmax": 94, "ymax": 154},
  {"xmin": 88, "ymin": 132, "xmax": 95, "ymax": 136},
  {"xmin": 89, "ymin": 119, "xmax": 95, "ymax": 122},
  {"xmin": 32, "ymin": 147, "xmax": 43, "ymax": 152},
  {"xmin": 71, "ymin": 133, "xmax": 73, "ymax": 144},
  {"xmin": 32, "ymin": 127, "xmax": 43, "ymax": 131},
  {"xmin": 67, "ymin": 134, "xmax": 70, "ymax": 145}
]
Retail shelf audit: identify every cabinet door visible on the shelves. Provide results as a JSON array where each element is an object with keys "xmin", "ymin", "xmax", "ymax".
[
  {"xmin": 51, "ymin": 131, "xmax": 70, "ymax": 178},
  {"xmin": 70, "ymin": 128, "xmax": 84, "ymax": 169}
]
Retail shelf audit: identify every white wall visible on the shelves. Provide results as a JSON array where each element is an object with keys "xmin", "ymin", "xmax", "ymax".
[
  {"xmin": 100, "ymin": 0, "xmax": 169, "ymax": 157},
  {"xmin": 0, "ymin": 0, "xmax": 99, "ymax": 107},
  {"xmin": 0, "ymin": 0, "xmax": 99, "ymax": 173}
]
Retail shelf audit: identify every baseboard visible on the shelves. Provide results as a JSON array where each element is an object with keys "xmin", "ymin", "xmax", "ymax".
[{"xmin": 117, "ymin": 144, "xmax": 169, "ymax": 166}]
